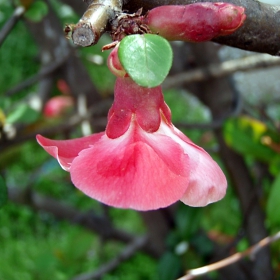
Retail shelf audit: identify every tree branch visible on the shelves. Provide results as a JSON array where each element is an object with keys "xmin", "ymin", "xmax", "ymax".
[
  {"xmin": 122, "ymin": 0, "xmax": 280, "ymax": 56},
  {"xmin": 8, "ymin": 186, "xmax": 134, "ymax": 243},
  {"xmin": 70, "ymin": 0, "xmax": 123, "ymax": 47},
  {"xmin": 64, "ymin": 0, "xmax": 280, "ymax": 55},
  {"xmin": 71, "ymin": 235, "xmax": 148, "ymax": 280},
  {"xmin": 0, "ymin": 6, "xmax": 25, "ymax": 47},
  {"xmin": 177, "ymin": 231, "xmax": 280, "ymax": 280},
  {"xmin": 163, "ymin": 54, "xmax": 280, "ymax": 90},
  {"xmin": 5, "ymin": 53, "xmax": 70, "ymax": 96}
]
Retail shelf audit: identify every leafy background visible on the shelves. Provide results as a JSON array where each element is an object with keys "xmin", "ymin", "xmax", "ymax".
[{"xmin": 0, "ymin": 1, "xmax": 280, "ymax": 279}]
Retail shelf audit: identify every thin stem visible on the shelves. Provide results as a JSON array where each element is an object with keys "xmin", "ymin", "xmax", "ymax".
[
  {"xmin": 177, "ymin": 231, "xmax": 280, "ymax": 280},
  {"xmin": 163, "ymin": 54, "xmax": 280, "ymax": 89},
  {"xmin": 5, "ymin": 51, "xmax": 70, "ymax": 96},
  {"xmin": 0, "ymin": 6, "xmax": 25, "ymax": 47},
  {"xmin": 71, "ymin": 235, "xmax": 148, "ymax": 280}
]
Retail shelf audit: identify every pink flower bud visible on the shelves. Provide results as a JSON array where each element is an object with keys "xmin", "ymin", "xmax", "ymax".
[
  {"xmin": 43, "ymin": 96, "xmax": 73, "ymax": 118},
  {"xmin": 144, "ymin": 3, "xmax": 246, "ymax": 42},
  {"xmin": 57, "ymin": 79, "xmax": 71, "ymax": 95},
  {"xmin": 107, "ymin": 44, "xmax": 128, "ymax": 78}
]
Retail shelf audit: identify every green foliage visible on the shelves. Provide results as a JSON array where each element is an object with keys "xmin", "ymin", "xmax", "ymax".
[
  {"xmin": 158, "ymin": 252, "xmax": 181, "ymax": 280},
  {"xmin": 0, "ymin": 3, "xmax": 39, "ymax": 98},
  {"xmin": 175, "ymin": 204, "xmax": 202, "ymax": 239},
  {"xmin": 0, "ymin": 202, "xmax": 157, "ymax": 280},
  {"xmin": 269, "ymin": 154, "xmax": 280, "ymax": 176},
  {"xmin": 24, "ymin": 1, "xmax": 48, "ymax": 22},
  {"xmin": 201, "ymin": 186, "xmax": 241, "ymax": 235},
  {"xmin": 103, "ymin": 253, "xmax": 156, "ymax": 280},
  {"xmin": 0, "ymin": 175, "xmax": 7, "ymax": 208},
  {"xmin": 80, "ymin": 35, "xmax": 116, "ymax": 93},
  {"xmin": 118, "ymin": 34, "xmax": 173, "ymax": 87},
  {"xmin": 267, "ymin": 173, "xmax": 280, "ymax": 227},
  {"xmin": 163, "ymin": 89, "xmax": 210, "ymax": 143},
  {"xmin": 108, "ymin": 208, "xmax": 145, "ymax": 234},
  {"xmin": 6, "ymin": 103, "xmax": 40, "ymax": 124},
  {"xmin": 223, "ymin": 116, "xmax": 278, "ymax": 162}
]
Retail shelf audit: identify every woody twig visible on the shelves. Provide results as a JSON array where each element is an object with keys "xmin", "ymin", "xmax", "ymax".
[{"xmin": 66, "ymin": 0, "xmax": 123, "ymax": 47}]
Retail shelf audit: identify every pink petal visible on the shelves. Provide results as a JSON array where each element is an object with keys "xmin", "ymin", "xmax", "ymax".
[
  {"xmin": 36, "ymin": 133, "xmax": 104, "ymax": 171},
  {"xmin": 158, "ymin": 124, "xmax": 227, "ymax": 206},
  {"xmin": 106, "ymin": 109, "xmax": 132, "ymax": 139},
  {"xmin": 70, "ymin": 122, "xmax": 190, "ymax": 210}
]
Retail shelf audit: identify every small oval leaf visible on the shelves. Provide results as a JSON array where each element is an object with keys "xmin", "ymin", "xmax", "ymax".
[{"xmin": 118, "ymin": 34, "xmax": 173, "ymax": 88}]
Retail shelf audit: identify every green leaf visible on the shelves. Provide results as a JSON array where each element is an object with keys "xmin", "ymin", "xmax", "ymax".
[
  {"xmin": 6, "ymin": 103, "xmax": 40, "ymax": 124},
  {"xmin": 175, "ymin": 204, "xmax": 202, "ymax": 239},
  {"xmin": 267, "ymin": 174, "xmax": 280, "ymax": 226},
  {"xmin": 223, "ymin": 116, "xmax": 278, "ymax": 162},
  {"xmin": 24, "ymin": 1, "xmax": 48, "ymax": 22},
  {"xmin": 269, "ymin": 154, "xmax": 280, "ymax": 176},
  {"xmin": 157, "ymin": 252, "xmax": 181, "ymax": 280},
  {"xmin": 0, "ymin": 176, "xmax": 8, "ymax": 208},
  {"xmin": 118, "ymin": 34, "xmax": 173, "ymax": 88}
]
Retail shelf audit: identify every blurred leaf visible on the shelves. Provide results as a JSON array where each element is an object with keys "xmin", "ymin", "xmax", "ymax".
[
  {"xmin": 269, "ymin": 154, "xmax": 280, "ymax": 176},
  {"xmin": 24, "ymin": 1, "xmax": 48, "ymax": 22},
  {"xmin": 191, "ymin": 233, "xmax": 213, "ymax": 256},
  {"xmin": 81, "ymin": 36, "xmax": 115, "ymax": 93},
  {"xmin": 158, "ymin": 252, "xmax": 181, "ymax": 280},
  {"xmin": 118, "ymin": 34, "xmax": 173, "ymax": 87},
  {"xmin": 223, "ymin": 116, "xmax": 277, "ymax": 162},
  {"xmin": 0, "ymin": 109, "xmax": 6, "ymax": 126},
  {"xmin": 18, "ymin": 0, "xmax": 34, "ymax": 9},
  {"xmin": 267, "ymin": 173, "xmax": 280, "ymax": 226},
  {"xmin": 6, "ymin": 103, "xmax": 40, "ymax": 124},
  {"xmin": 0, "ymin": 176, "xmax": 8, "ymax": 208},
  {"xmin": 175, "ymin": 204, "xmax": 202, "ymax": 239}
]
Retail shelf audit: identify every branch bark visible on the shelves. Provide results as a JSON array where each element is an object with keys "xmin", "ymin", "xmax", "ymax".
[
  {"xmin": 123, "ymin": 0, "xmax": 280, "ymax": 56},
  {"xmin": 177, "ymin": 231, "xmax": 280, "ymax": 280},
  {"xmin": 63, "ymin": 0, "xmax": 280, "ymax": 55},
  {"xmin": 0, "ymin": 6, "xmax": 25, "ymax": 47},
  {"xmin": 71, "ymin": 0, "xmax": 122, "ymax": 47},
  {"xmin": 163, "ymin": 54, "xmax": 280, "ymax": 90}
]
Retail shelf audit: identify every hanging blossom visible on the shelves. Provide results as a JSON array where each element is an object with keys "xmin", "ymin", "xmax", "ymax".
[{"xmin": 37, "ymin": 76, "xmax": 227, "ymax": 211}]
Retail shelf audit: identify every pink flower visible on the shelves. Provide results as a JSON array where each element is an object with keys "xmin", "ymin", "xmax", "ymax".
[
  {"xmin": 37, "ymin": 77, "xmax": 226, "ymax": 211},
  {"xmin": 43, "ymin": 96, "xmax": 73, "ymax": 118}
]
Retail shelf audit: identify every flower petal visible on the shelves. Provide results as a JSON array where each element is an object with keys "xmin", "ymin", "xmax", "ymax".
[
  {"xmin": 158, "ymin": 124, "xmax": 227, "ymax": 206},
  {"xmin": 36, "ymin": 133, "xmax": 104, "ymax": 171},
  {"xmin": 70, "ymin": 122, "xmax": 190, "ymax": 210}
]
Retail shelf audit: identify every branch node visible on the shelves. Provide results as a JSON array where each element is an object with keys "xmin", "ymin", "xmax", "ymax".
[{"xmin": 72, "ymin": 23, "xmax": 99, "ymax": 47}]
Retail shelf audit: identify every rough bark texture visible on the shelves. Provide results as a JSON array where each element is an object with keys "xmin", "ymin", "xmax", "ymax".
[
  {"xmin": 61, "ymin": 0, "xmax": 280, "ymax": 55},
  {"xmin": 123, "ymin": 0, "xmax": 280, "ymax": 56}
]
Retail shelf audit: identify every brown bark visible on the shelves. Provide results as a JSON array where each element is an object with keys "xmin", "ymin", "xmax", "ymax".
[
  {"xmin": 123, "ymin": 0, "xmax": 280, "ymax": 56},
  {"xmin": 62, "ymin": 0, "xmax": 280, "ymax": 55},
  {"xmin": 71, "ymin": 0, "xmax": 122, "ymax": 47}
]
